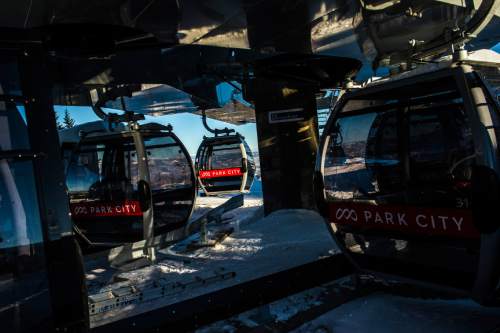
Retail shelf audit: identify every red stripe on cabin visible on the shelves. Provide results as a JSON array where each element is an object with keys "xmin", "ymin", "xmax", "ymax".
[
  {"xmin": 199, "ymin": 167, "xmax": 243, "ymax": 179},
  {"xmin": 70, "ymin": 200, "xmax": 143, "ymax": 218}
]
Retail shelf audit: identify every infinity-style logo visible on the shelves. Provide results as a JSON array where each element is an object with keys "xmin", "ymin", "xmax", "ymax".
[{"xmin": 335, "ymin": 208, "xmax": 358, "ymax": 221}]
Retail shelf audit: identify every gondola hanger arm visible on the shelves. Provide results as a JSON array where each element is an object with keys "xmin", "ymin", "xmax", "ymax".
[
  {"xmin": 201, "ymin": 109, "xmax": 235, "ymax": 136},
  {"xmin": 91, "ymin": 85, "xmax": 145, "ymax": 129}
]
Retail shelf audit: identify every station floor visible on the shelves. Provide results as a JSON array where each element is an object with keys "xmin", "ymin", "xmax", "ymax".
[
  {"xmin": 198, "ymin": 277, "xmax": 500, "ymax": 333},
  {"xmin": 84, "ymin": 197, "xmax": 338, "ymax": 328}
]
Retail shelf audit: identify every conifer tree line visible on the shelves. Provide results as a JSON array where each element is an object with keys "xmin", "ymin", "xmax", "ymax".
[{"xmin": 55, "ymin": 109, "xmax": 76, "ymax": 129}]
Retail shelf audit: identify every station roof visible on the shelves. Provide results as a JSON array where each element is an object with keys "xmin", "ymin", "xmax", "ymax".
[{"xmin": 0, "ymin": 1, "xmax": 498, "ymax": 124}]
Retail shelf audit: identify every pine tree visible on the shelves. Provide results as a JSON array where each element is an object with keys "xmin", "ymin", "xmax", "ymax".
[
  {"xmin": 54, "ymin": 111, "xmax": 64, "ymax": 130},
  {"xmin": 63, "ymin": 110, "xmax": 75, "ymax": 129}
]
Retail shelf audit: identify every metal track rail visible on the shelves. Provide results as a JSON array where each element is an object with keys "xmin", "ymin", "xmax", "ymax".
[{"xmin": 89, "ymin": 269, "xmax": 236, "ymax": 316}]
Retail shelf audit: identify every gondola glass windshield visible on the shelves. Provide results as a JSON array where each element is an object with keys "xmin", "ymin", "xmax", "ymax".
[
  {"xmin": 66, "ymin": 130, "xmax": 195, "ymax": 244},
  {"xmin": 319, "ymin": 73, "xmax": 486, "ymax": 291},
  {"xmin": 143, "ymin": 133, "xmax": 195, "ymax": 227},
  {"xmin": 196, "ymin": 135, "xmax": 255, "ymax": 195}
]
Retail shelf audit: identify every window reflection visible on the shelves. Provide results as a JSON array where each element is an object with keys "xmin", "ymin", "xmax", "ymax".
[
  {"xmin": 324, "ymin": 110, "xmax": 402, "ymax": 201},
  {"xmin": 145, "ymin": 136, "xmax": 193, "ymax": 191},
  {"xmin": 0, "ymin": 103, "xmax": 43, "ymax": 250},
  {"xmin": 210, "ymin": 143, "xmax": 243, "ymax": 170}
]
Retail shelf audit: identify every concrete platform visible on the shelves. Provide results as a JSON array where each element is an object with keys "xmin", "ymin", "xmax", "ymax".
[
  {"xmin": 196, "ymin": 276, "xmax": 500, "ymax": 333},
  {"xmin": 198, "ymin": 278, "xmax": 500, "ymax": 333},
  {"xmin": 291, "ymin": 294, "xmax": 500, "ymax": 333}
]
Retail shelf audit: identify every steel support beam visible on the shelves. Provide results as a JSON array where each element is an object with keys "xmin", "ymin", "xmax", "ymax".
[
  {"xmin": 18, "ymin": 48, "xmax": 89, "ymax": 332},
  {"xmin": 244, "ymin": 0, "xmax": 320, "ymax": 214},
  {"xmin": 249, "ymin": 80, "xmax": 319, "ymax": 214}
]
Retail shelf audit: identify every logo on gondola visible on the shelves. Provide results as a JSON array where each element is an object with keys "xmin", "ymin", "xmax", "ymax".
[
  {"xmin": 335, "ymin": 208, "xmax": 358, "ymax": 221},
  {"xmin": 70, "ymin": 200, "xmax": 143, "ymax": 218},
  {"xmin": 199, "ymin": 167, "xmax": 243, "ymax": 179},
  {"xmin": 328, "ymin": 202, "xmax": 479, "ymax": 238}
]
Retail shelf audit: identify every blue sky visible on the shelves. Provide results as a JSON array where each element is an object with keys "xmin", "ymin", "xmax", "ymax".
[
  {"xmin": 55, "ymin": 106, "xmax": 258, "ymax": 156},
  {"xmin": 493, "ymin": 42, "xmax": 500, "ymax": 52},
  {"xmin": 149, "ymin": 113, "xmax": 258, "ymax": 155}
]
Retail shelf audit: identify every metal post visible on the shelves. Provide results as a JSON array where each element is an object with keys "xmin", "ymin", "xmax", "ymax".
[
  {"xmin": 200, "ymin": 218, "xmax": 208, "ymax": 245},
  {"xmin": 242, "ymin": 0, "xmax": 319, "ymax": 214},
  {"xmin": 250, "ymin": 81, "xmax": 319, "ymax": 214},
  {"xmin": 201, "ymin": 109, "xmax": 235, "ymax": 136},
  {"xmin": 130, "ymin": 121, "xmax": 156, "ymax": 263}
]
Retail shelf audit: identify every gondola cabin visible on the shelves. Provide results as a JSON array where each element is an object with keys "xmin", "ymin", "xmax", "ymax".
[
  {"xmin": 195, "ymin": 134, "xmax": 255, "ymax": 195},
  {"xmin": 316, "ymin": 52, "xmax": 500, "ymax": 304},
  {"xmin": 60, "ymin": 122, "xmax": 196, "ymax": 249}
]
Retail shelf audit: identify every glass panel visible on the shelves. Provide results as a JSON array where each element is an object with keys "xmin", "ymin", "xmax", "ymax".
[
  {"xmin": 0, "ymin": 103, "xmax": 43, "ymax": 248},
  {"xmin": 407, "ymin": 97, "xmax": 475, "ymax": 207},
  {"xmin": 243, "ymin": 140, "xmax": 255, "ymax": 191},
  {"xmin": 0, "ymin": 90, "xmax": 50, "ymax": 330},
  {"xmin": 66, "ymin": 136, "xmax": 142, "ymax": 243},
  {"xmin": 144, "ymin": 135, "xmax": 194, "ymax": 230},
  {"xmin": 0, "ymin": 160, "xmax": 43, "ymax": 248},
  {"xmin": 145, "ymin": 136, "xmax": 192, "ymax": 191},
  {"xmin": 342, "ymin": 98, "xmax": 399, "ymax": 113},
  {"xmin": 66, "ymin": 144, "xmax": 103, "ymax": 195},
  {"xmin": 210, "ymin": 143, "xmax": 242, "ymax": 169},
  {"xmin": 67, "ymin": 139, "xmax": 139, "ymax": 201},
  {"xmin": 0, "ymin": 106, "xmax": 29, "ymax": 151},
  {"xmin": 323, "ymin": 109, "xmax": 402, "ymax": 201}
]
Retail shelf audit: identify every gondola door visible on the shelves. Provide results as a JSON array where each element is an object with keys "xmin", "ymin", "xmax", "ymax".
[{"xmin": 142, "ymin": 130, "xmax": 196, "ymax": 235}]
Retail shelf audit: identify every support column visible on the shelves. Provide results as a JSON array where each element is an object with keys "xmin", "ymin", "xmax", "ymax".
[
  {"xmin": 249, "ymin": 80, "xmax": 319, "ymax": 214},
  {"xmin": 244, "ymin": 0, "xmax": 320, "ymax": 214},
  {"xmin": 18, "ymin": 48, "xmax": 89, "ymax": 332}
]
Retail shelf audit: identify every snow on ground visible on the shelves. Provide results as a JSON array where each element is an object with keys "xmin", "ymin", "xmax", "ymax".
[
  {"xmin": 292, "ymin": 294, "xmax": 500, "ymax": 333},
  {"xmin": 88, "ymin": 198, "xmax": 337, "ymax": 327},
  {"xmin": 189, "ymin": 195, "xmax": 263, "ymax": 225}
]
